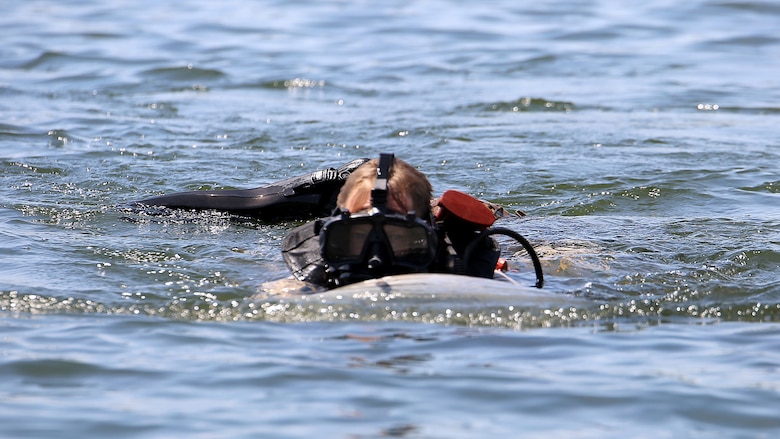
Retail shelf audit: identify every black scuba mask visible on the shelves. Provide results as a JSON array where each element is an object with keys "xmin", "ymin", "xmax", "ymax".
[
  {"xmin": 321, "ymin": 209, "xmax": 436, "ymax": 268},
  {"xmin": 319, "ymin": 153, "xmax": 437, "ymax": 287}
]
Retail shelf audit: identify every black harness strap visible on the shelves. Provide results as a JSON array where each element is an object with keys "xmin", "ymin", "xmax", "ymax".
[{"xmin": 370, "ymin": 153, "xmax": 393, "ymax": 213}]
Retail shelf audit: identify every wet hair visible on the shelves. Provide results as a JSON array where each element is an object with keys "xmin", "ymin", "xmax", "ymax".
[{"xmin": 336, "ymin": 157, "xmax": 432, "ymax": 218}]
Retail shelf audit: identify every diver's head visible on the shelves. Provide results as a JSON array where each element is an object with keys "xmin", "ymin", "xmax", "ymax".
[
  {"xmin": 320, "ymin": 154, "xmax": 436, "ymax": 287},
  {"xmin": 336, "ymin": 155, "xmax": 433, "ymax": 220}
]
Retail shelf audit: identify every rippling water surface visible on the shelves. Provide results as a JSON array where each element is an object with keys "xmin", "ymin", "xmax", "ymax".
[{"xmin": 2, "ymin": 0, "xmax": 779, "ymax": 437}]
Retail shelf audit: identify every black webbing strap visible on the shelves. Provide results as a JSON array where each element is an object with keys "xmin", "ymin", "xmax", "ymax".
[{"xmin": 371, "ymin": 153, "xmax": 393, "ymax": 213}]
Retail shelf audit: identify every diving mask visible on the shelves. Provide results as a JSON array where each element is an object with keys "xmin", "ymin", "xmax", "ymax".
[
  {"xmin": 320, "ymin": 208, "xmax": 437, "ymax": 274},
  {"xmin": 319, "ymin": 152, "xmax": 437, "ymax": 287}
]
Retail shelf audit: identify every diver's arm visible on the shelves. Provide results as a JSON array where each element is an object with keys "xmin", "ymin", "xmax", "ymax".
[{"xmin": 135, "ymin": 158, "xmax": 369, "ymax": 219}]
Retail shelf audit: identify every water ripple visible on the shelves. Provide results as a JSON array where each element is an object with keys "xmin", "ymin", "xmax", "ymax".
[{"xmin": 2, "ymin": 0, "xmax": 780, "ymax": 435}]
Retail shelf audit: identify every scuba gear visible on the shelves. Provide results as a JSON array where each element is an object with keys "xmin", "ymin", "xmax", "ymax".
[
  {"xmin": 433, "ymin": 191, "xmax": 543, "ymax": 287},
  {"xmin": 318, "ymin": 153, "xmax": 438, "ymax": 287},
  {"xmin": 319, "ymin": 208, "xmax": 438, "ymax": 287},
  {"xmin": 463, "ymin": 227, "xmax": 544, "ymax": 289},
  {"xmin": 435, "ymin": 189, "xmax": 496, "ymax": 229},
  {"xmin": 282, "ymin": 220, "xmax": 328, "ymax": 286},
  {"xmin": 432, "ymin": 189, "xmax": 500, "ymax": 278},
  {"xmin": 135, "ymin": 158, "xmax": 370, "ymax": 219},
  {"xmin": 321, "ymin": 210, "xmax": 436, "ymax": 268},
  {"xmin": 134, "ymin": 152, "xmax": 545, "ymax": 289},
  {"xmin": 282, "ymin": 153, "xmax": 545, "ymax": 289}
]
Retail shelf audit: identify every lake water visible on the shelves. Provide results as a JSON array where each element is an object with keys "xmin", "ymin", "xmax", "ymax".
[{"xmin": 2, "ymin": 0, "xmax": 780, "ymax": 437}]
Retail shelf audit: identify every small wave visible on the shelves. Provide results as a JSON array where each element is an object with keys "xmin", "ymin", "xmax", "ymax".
[
  {"xmin": 0, "ymin": 123, "xmax": 47, "ymax": 146},
  {"xmin": 46, "ymin": 129, "xmax": 78, "ymax": 148},
  {"xmin": 702, "ymin": 34, "xmax": 780, "ymax": 48},
  {"xmin": 139, "ymin": 65, "xmax": 226, "ymax": 85},
  {"xmin": 739, "ymin": 180, "xmax": 780, "ymax": 193},
  {"xmin": 254, "ymin": 78, "xmax": 327, "ymax": 90},
  {"xmin": 19, "ymin": 50, "xmax": 70, "ymax": 70},
  {"xmin": 470, "ymin": 97, "xmax": 575, "ymax": 113},
  {"xmin": 3, "ymin": 160, "xmax": 64, "ymax": 176},
  {"xmin": 708, "ymin": 1, "xmax": 780, "ymax": 15},
  {"xmin": 701, "ymin": 105, "xmax": 780, "ymax": 115},
  {"xmin": 552, "ymin": 185, "xmax": 692, "ymax": 216},
  {"xmin": 551, "ymin": 29, "xmax": 622, "ymax": 42},
  {"xmin": 0, "ymin": 358, "xmax": 102, "ymax": 383}
]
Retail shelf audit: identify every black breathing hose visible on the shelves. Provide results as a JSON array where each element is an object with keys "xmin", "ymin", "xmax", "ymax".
[{"xmin": 463, "ymin": 227, "xmax": 544, "ymax": 289}]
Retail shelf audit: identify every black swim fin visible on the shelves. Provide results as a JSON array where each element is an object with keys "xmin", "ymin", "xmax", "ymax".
[{"xmin": 135, "ymin": 158, "xmax": 369, "ymax": 220}]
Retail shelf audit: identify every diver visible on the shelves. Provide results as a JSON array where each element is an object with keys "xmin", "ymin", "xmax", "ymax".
[{"xmin": 136, "ymin": 153, "xmax": 544, "ymax": 289}]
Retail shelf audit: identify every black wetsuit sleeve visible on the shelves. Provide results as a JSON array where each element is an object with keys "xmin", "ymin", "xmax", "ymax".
[{"xmin": 134, "ymin": 158, "xmax": 369, "ymax": 220}]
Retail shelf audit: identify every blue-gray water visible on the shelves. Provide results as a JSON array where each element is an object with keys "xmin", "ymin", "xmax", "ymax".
[{"xmin": 2, "ymin": 0, "xmax": 779, "ymax": 437}]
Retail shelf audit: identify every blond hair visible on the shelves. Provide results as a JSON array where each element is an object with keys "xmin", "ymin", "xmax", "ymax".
[{"xmin": 337, "ymin": 157, "xmax": 432, "ymax": 217}]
